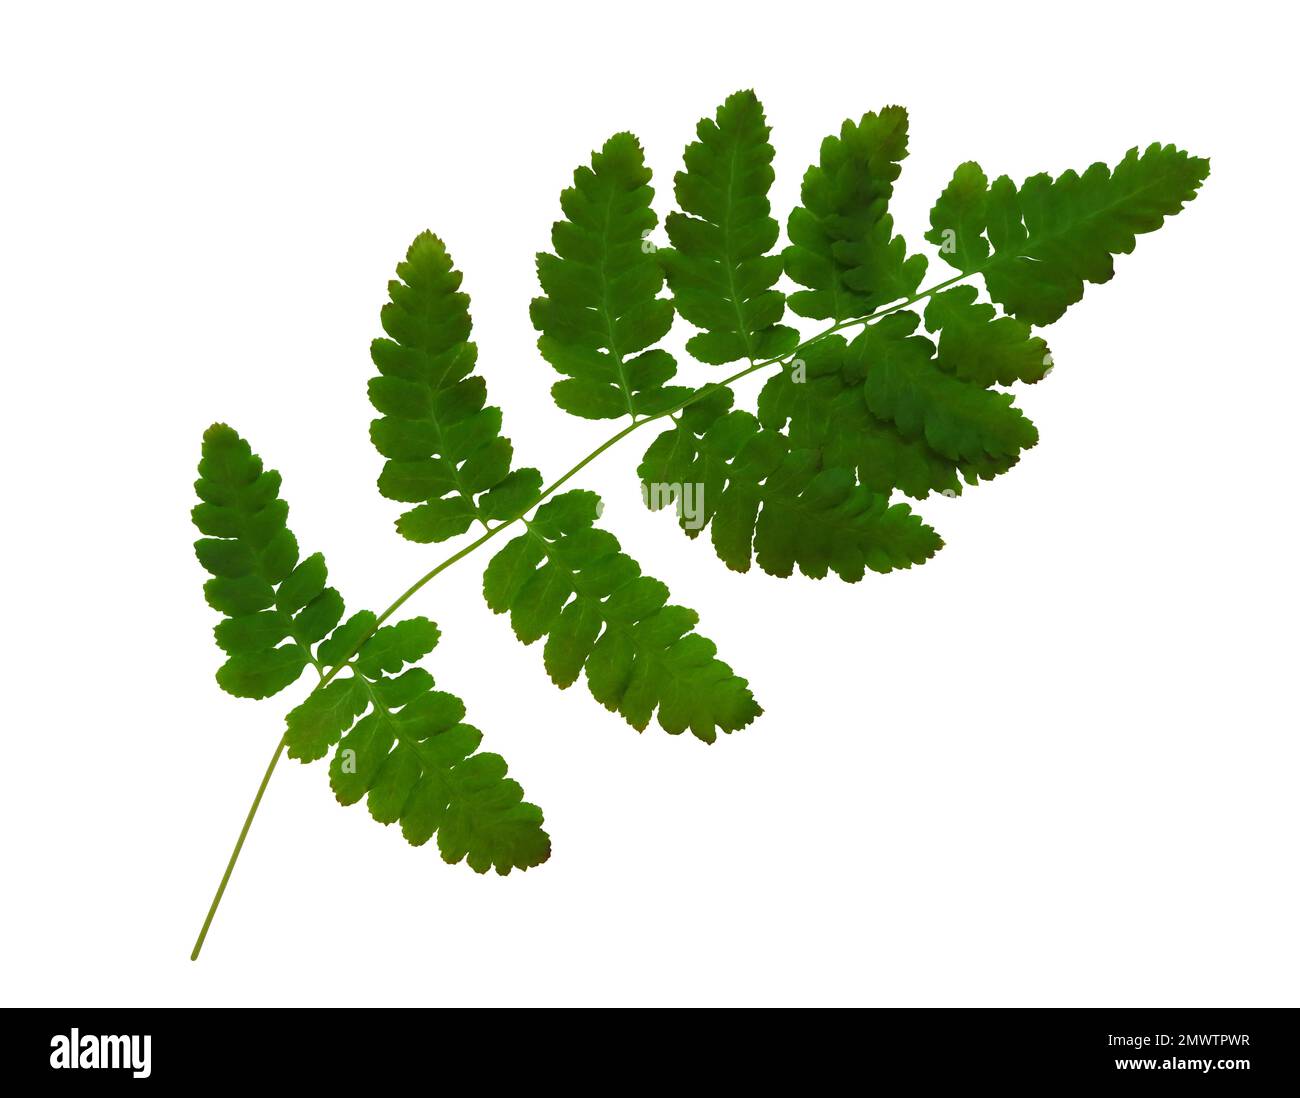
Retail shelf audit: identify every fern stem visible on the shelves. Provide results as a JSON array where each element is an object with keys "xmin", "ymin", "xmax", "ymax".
[{"xmin": 191, "ymin": 734, "xmax": 287, "ymax": 960}]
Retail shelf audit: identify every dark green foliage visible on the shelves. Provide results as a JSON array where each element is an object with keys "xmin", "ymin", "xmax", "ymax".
[
  {"xmin": 859, "ymin": 312, "xmax": 1038, "ymax": 465},
  {"xmin": 639, "ymin": 92, "xmax": 1204, "ymax": 575},
  {"xmin": 194, "ymin": 425, "xmax": 548, "ymax": 875},
  {"xmin": 923, "ymin": 286, "xmax": 1051, "ymax": 387},
  {"xmin": 370, "ymin": 232, "xmax": 542, "ymax": 542},
  {"xmin": 784, "ymin": 105, "xmax": 928, "ymax": 321},
  {"xmin": 926, "ymin": 145, "xmax": 1210, "ymax": 324},
  {"xmin": 483, "ymin": 491, "xmax": 760, "ymax": 743},
  {"xmin": 531, "ymin": 133, "xmax": 689, "ymax": 419},
  {"xmin": 756, "ymin": 335, "xmax": 1014, "ymax": 500},
  {"xmin": 661, "ymin": 90, "xmax": 799, "ymax": 365},
  {"xmin": 639, "ymin": 395, "xmax": 941, "ymax": 580}
]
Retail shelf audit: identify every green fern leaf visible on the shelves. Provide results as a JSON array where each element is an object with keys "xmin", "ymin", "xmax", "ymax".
[
  {"xmin": 784, "ymin": 106, "xmax": 928, "ymax": 321},
  {"xmin": 927, "ymin": 144, "xmax": 1210, "ymax": 325},
  {"xmin": 316, "ymin": 610, "xmax": 377, "ymax": 667},
  {"xmin": 194, "ymin": 425, "xmax": 549, "ymax": 875},
  {"xmin": 531, "ymin": 133, "xmax": 689, "ymax": 418},
  {"xmin": 370, "ymin": 232, "xmax": 542, "ymax": 542},
  {"xmin": 756, "ymin": 334, "xmax": 1020, "ymax": 501},
  {"xmin": 356, "ymin": 617, "xmax": 441, "ymax": 677},
  {"xmin": 640, "ymin": 402, "xmax": 941, "ymax": 580},
  {"xmin": 922, "ymin": 286, "xmax": 1051, "ymax": 387},
  {"xmin": 321, "ymin": 665, "xmax": 549, "ymax": 874},
  {"xmin": 284, "ymin": 676, "xmax": 369, "ymax": 763},
  {"xmin": 483, "ymin": 490, "xmax": 760, "ymax": 743},
  {"xmin": 193, "ymin": 424, "xmax": 324, "ymax": 698},
  {"xmin": 756, "ymin": 346, "xmax": 953, "ymax": 498},
  {"xmin": 660, "ymin": 90, "xmax": 799, "ymax": 365},
  {"xmin": 859, "ymin": 312, "xmax": 1039, "ymax": 463},
  {"xmin": 924, "ymin": 160, "xmax": 991, "ymax": 272}
]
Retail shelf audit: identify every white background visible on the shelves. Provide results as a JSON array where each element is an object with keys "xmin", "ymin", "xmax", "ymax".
[{"xmin": 3, "ymin": 1, "xmax": 1295, "ymax": 1007}]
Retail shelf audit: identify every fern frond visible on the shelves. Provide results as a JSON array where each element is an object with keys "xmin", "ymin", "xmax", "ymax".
[
  {"xmin": 661, "ymin": 90, "xmax": 799, "ymax": 365},
  {"xmin": 531, "ymin": 133, "xmax": 688, "ymax": 419},
  {"xmin": 859, "ymin": 312, "xmax": 1039, "ymax": 464},
  {"xmin": 370, "ymin": 232, "xmax": 542, "ymax": 543},
  {"xmin": 483, "ymin": 490, "xmax": 760, "ymax": 743},
  {"xmin": 640, "ymin": 400, "xmax": 941, "ymax": 580},
  {"xmin": 926, "ymin": 145, "xmax": 1210, "ymax": 325},
  {"xmin": 755, "ymin": 329, "xmax": 1024, "ymax": 501},
  {"xmin": 190, "ymin": 93, "xmax": 1212, "ymax": 958},
  {"xmin": 354, "ymin": 617, "xmax": 441, "ymax": 677},
  {"xmin": 319, "ymin": 661, "xmax": 549, "ymax": 875},
  {"xmin": 193, "ymin": 424, "xmax": 340, "ymax": 698},
  {"xmin": 784, "ymin": 106, "xmax": 928, "ymax": 321},
  {"xmin": 925, "ymin": 161, "xmax": 991, "ymax": 272},
  {"xmin": 922, "ymin": 286, "xmax": 1051, "ymax": 387},
  {"xmin": 194, "ymin": 425, "xmax": 549, "ymax": 875}
]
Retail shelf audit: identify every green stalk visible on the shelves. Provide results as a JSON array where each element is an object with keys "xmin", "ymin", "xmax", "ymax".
[{"xmin": 190, "ymin": 736, "xmax": 286, "ymax": 960}]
